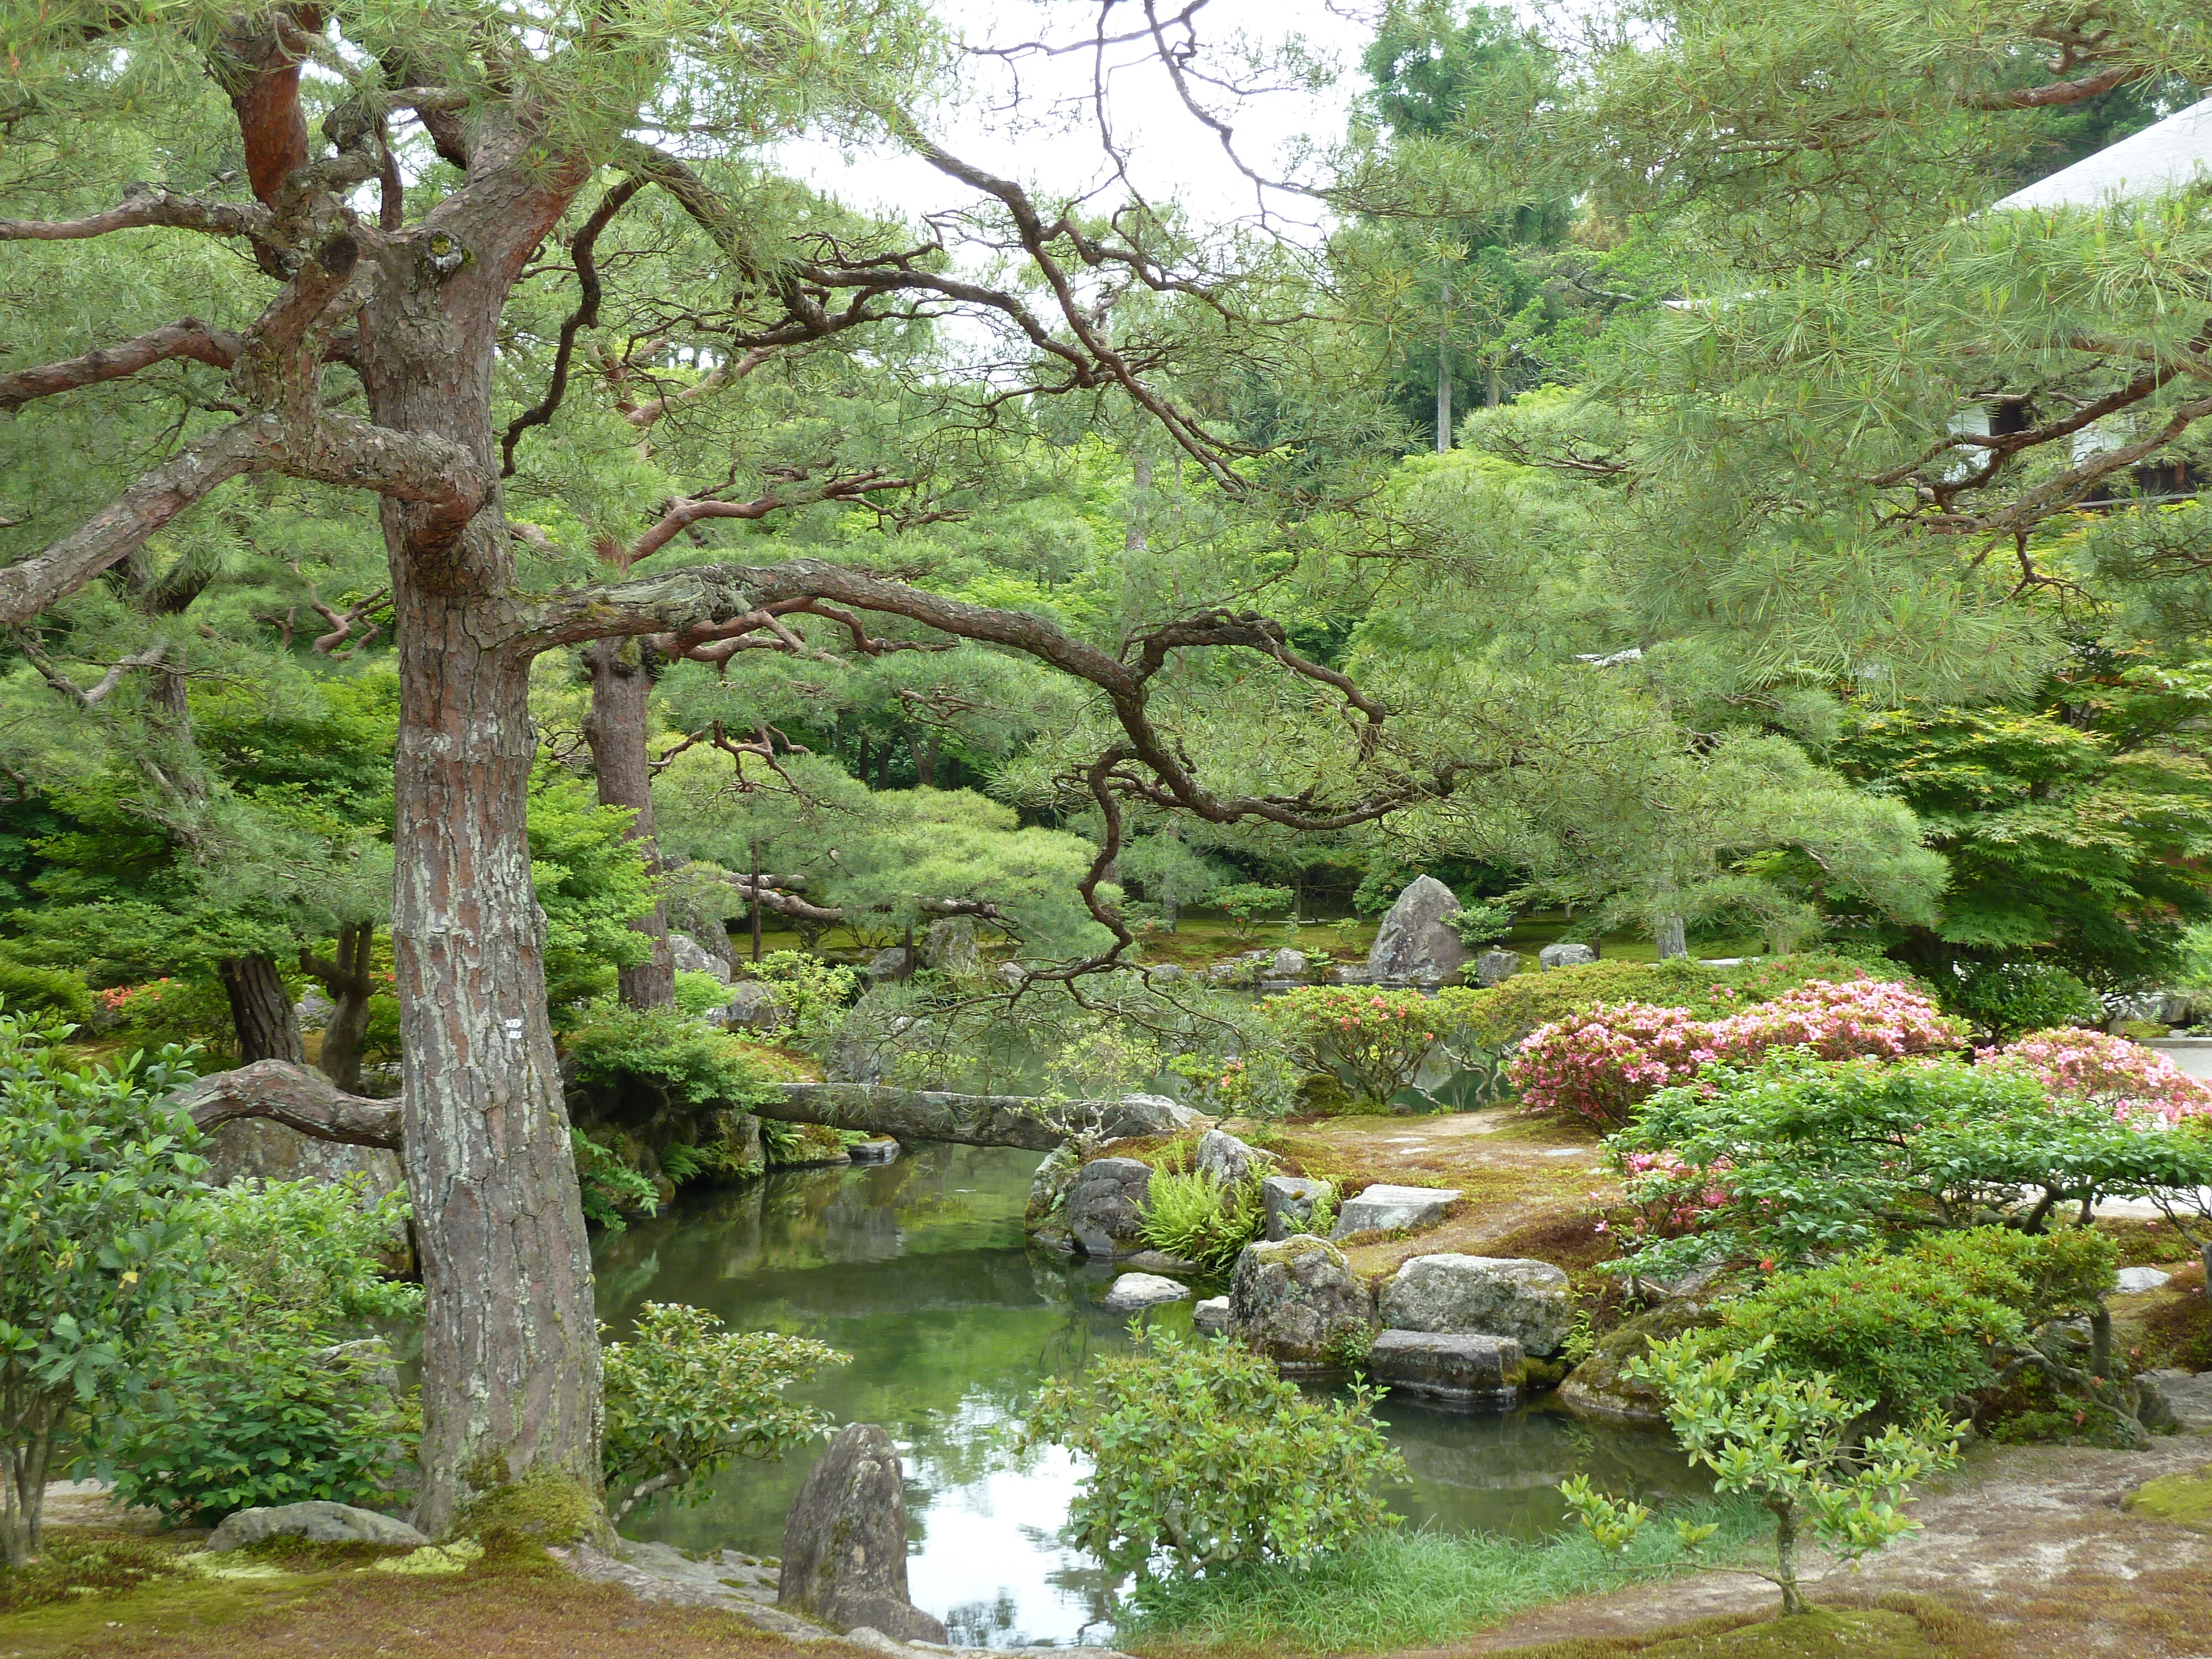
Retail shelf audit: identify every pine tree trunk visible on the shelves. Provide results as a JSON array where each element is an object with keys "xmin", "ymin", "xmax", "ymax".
[
  {"xmin": 1655, "ymin": 914, "xmax": 1688, "ymax": 959},
  {"xmin": 218, "ymin": 952, "xmax": 304, "ymax": 1063},
  {"xmin": 582, "ymin": 636, "xmax": 673, "ymax": 1010},
  {"xmin": 363, "ymin": 159, "xmax": 604, "ymax": 1536}
]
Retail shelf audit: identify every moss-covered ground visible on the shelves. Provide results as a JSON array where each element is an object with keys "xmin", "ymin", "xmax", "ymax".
[{"xmin": 0, "ymin": 1528, "xmax": 857, "ymax": 1659}]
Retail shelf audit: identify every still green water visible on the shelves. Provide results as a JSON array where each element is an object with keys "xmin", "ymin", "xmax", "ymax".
[{"xmin": 592, "ymin": 1142, "xmax": 1698, "ymax": 1649}]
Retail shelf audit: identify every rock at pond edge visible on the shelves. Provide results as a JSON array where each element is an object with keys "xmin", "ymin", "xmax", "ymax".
[{"xmin": 779, "ymin": 1423, "xmax": 948, "ymax": 1645}]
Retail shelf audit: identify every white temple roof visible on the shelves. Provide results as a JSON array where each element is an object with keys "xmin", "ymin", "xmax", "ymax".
[{"xmin": 1993, "ymin": 96, "xmax": 2212, "ymax": 210}]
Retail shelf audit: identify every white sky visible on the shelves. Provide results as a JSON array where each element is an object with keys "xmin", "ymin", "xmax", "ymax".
[{"xmin": 781, "ymin": 0, "xmax": 1386, "ymax": 236}]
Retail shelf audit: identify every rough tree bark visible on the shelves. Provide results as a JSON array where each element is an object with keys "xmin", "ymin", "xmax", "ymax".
[
  {"xmin": 216, "ymin": 952, "xmax": 304, "ymax": 1063},
  {"xmin": 581, "ymin": 636, "xmax": 673, "ymax": 1009},
  {"xmin": 300, "ymin": 920, "xmax": 377, "ymax": 1093},
  {"xmin": 357, "ymin": 137, "xmax": 602, "ymax": 1535}
]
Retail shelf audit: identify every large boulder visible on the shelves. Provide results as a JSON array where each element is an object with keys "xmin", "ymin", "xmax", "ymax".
[
  {"xmin": 1368, "ymin": 1331, "xmax": 1525, "ymax": 1406},
  {"xmin": 1330, "ymin": 1184, "xmax": 1459, "ymax": 1240},
  {"xmin": 718, "ymin": 980, "xmax": 789, "ymax": 1032},
  {"xmin": 1268, "ymin": 947, "xmax": 1309, "ymax": 980},
  {"xmin": 1379, "ymin": 1255, "xmax": 1574, "ymax": 1355},
  {"xmin": 203, "ymin": 1121, "xmax": 405, "ymax": 1203},
  {"xmin": 1194, "ymin": 1129, "xmax": 1272, "ymax": 1191},
  {"xmin": 1261, "ymin": 1175, "xmax": 1331, "ymax": 1241},
  {"xmin": 669, "ymin": 931, "xmax": 733, "ymax": 983},
  {"xmin": 1366, "ymin": 876, "xmax": 1468, "ymax": 984},
  {"xmin": 1539, "ymin": 942, "xmax": 1597, "ymax": 971},
  {"xmin": 1094, "ymin": 1093, "xmax": 1209, "ymax": 1139},
  {"xmin": 922, "ymin": 917, "xmax": 980, "ymax": 977},
  {"xmin": 1228, "ymin": 1234, "xmax": 1374, "ymax": 1372},
  {"xmin": 1558, "ymin": 1300, "xmax": 1723, "ymax": 1425},
  {"xmin": 862, "ymin": 947, "xmax": 915, "ymax": 983},
  {"xmin": 1103, "ymin": 1272, "xmax": 1191, "ymax": 1313},
  {"xmin": 207, "ymin": 1500, "xmax": 426, "ymax": 1553},
  {"xmin": 780, "ymin": 1424, "xmax": 947, "ymax": 1644},
  {"xmin": 2139, "ymin": 1369, "xmax": 2212, "ymax": 1432},
  {"xmin": 1065, "ymin": 1158, "xmax": 1155, "ymax": 1259},
  {"xmin": 1474, "ymin": 950, "xmax": 1521, "ymax": 987}
]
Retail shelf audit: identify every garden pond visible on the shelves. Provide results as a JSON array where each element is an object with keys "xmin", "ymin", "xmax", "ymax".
[{"xmin": 592, "ymin": 1142, "xmax": 1700, "ymax": 1649}]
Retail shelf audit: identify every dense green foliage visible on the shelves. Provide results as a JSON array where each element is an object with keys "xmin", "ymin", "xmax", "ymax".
[
  {"xmin": 95, "ymin": 1178, "xmax": 422, "ymax": 1523},
  {"xmin": 1024, "ymin": 1330, "xmax": 1407, "ymax": 1577},
  {"xmin": 601, "ymin": 1303, "xmax": 847, "ymax": 1522},
  {"xmin": 0, "ymin": 1015, "xmax": 205, "ymax": 1564},
  {"xmin": 1140, "ymin": 1168, "xmax": 1266, "ymax": 1274},
  {"xmin": 1568, "ymin": 1334, "xmax": 1962, "ymax": 1615}
]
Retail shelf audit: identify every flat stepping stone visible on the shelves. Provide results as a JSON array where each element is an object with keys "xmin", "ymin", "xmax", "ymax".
[
  {"xmin": 1192, "ymin": 1296, "xmax": 1231, "ymax": 1333},
  {"xmin": 1331, "ymin": 1183, "xmax": 1460, "ymax": 1239},
  {"xmin": 1368, "ymin": 1331, "xmax": 1525, "ymax": 1406},
  {"xmin": 1103, "ymin": 1272, "xmax": 1192, "ymax": 1313},
  {"xmin": 2117, "ymin": 1265, "xmax": 2173, "ymax": 1293}
]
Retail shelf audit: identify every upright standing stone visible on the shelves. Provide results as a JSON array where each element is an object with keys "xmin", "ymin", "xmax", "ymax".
[
  {"xmin": 1366, "ymin": 876, "xmax": 1469, "ymax": 983},
  {"xmin": 1063, "ymin": 1157, "xmax": 1155, "ymax": 1258},
  {"xmin": 1227, "ymin": 1235, "xmax": 1375, "ymax": 1371},
  {"xmin": 779, "ymin": 1425, "xmax": 948, "ymax": 1644},
  {"xmin": 668, "ymin": 931, "xmax": 734, "ymax": 982},
  {"xmin": 1539, "ymin": 942, "xmax": 1597, "ymax": 970},
  {"xmin": 1474, "ymin": 949, "xmax": 1521, "ymax": 986},
  {"xmin": 1194, "ymin": 1129, "xmax": 1272, "ymax": 1190},
  {"xmin": 922, "ymin": 917, "xmax": 980, "ymax": 977},
  {"xmin": 1261, "ymin": 1175, "xmax": 1331, "ymax": 1241}
]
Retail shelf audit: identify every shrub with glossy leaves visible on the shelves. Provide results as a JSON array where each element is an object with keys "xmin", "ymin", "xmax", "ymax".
[
  {"xmin": 1944, "ymin": 962, "xmax": 2105, "ymax": 1041},
  {"xmin": 1266, "ymin": 986, "xmax": 1443, "ymax": 1105},
  {"xmin": 1607, "ymin": 1057, "xmax": 2170, "ymax": 1274},
  {"xmin": 749, "ymin": 951, "xmax": 860, "ymax": 1037},
  {"xmin": 602, "ymin": 1303, "xmax": 848, "ymax": 1522},
  {"xmin": 95, "ymin": 1178, "xmax": 424, "ymax": 1525},
  {"xmin": 0, "ymin": 1018, "xmax": 206, "ymax": 1564},
  {"xmin": 1565, "ymin": 1334, "xmax": 1961, "ymax": 1617},
  {"xmin": 1984, "ymin": 1027, "xmax": 2212, "ymax": 1125},
  {"xmin": 1022, "ymin": 1328, "xmax": 1406, "ymax": 1577}
]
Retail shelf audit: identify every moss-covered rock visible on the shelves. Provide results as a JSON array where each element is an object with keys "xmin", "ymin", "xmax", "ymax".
[
  {"xmin": 1557, "ymin": 1298, "xmax": 1724, "ymax": 1425},
  {"xmin": 2124, "ymin": 1463, "xmax": 2212, "ymax": 1532},
  {"xmin": 452, "ymin": 1470, "xmax": 603, "ymax": 1547},
  {"xmin": 1227, "ymin": 1234, "xmax": 1375, "ymax": 1373}
]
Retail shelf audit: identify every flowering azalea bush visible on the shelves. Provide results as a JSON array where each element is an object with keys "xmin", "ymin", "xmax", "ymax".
[
  {"xmin": 1265, "ymin": 986, "xmax": 1442, "ymax": 1105},
  {"xmin": 1506, "ymin": 1003, "xmax": 1721, "ymax": 1129},
  {"xmin": 1612, "ymin": 1149, "xmax": 1736, "ymax": 1248},
  {"xmin": 1513, "ymin": 980, "xmax": 1964, "ymax": 1129},
  {"xmin": 1983, "ymin": 1027, "xmax": 2212, "ymax": 1125}
]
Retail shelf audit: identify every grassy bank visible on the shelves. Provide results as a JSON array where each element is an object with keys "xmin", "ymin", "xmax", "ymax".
[{"xmin": 1115, "ymin": 1500, "xmax": 1769, "ymax": 1658}]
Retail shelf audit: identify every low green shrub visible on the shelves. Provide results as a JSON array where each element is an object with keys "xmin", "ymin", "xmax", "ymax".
[
  {"xmin": 0, "ymin": 1017, "xmax": 207, "ymax": 1565},
  {"xmin": 1434, "ymin": 953, "xmax": 1914, "ymax": 1051},
  {"xmin": 571, "ymin": 1128, "xmax": 660, "ymax": 1229},
  {"xmin": 1140, "ymin": 1168, "xmax": 1263, "ymax": 1273},
  {"xmin": 1567, "ymin": 1333, "xmax": 1962, "ymax": 1616},
  {"xmin": 563, "ymin": 1003, "xmax": 800, "ymax": 1110},
  {"xmin": 99, "ymin": 1322, "xmax": 409, "ymax": 1522},
  {"xmin": 1022, "ymin": 1328, "xmax": 1406, "ymax": 1578},
  {"xmin": 1265, "ymin": 985, "xmax": 1444, "ymax": 1105},
  {"xmin": 95, "ymin": 1178, "xmax": 424, "ymax": 1525},
  {"xmin": 750, "ymin": 951, "xmax": 859, "ymax": 1037},
  {"xmin": 672, "ymin": 971, "xmax": 734, "ymax": 1017},
  {"xmin": 1942, "ymin": 961, "xmax": 2104, "ymax": 1040},
  {"xmin": 601, "ymin": 1303, "xmax": 847, "ymax": 1522}
]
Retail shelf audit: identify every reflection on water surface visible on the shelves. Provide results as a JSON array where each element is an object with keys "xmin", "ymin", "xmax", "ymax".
[{"xmin": 593, "ymin": 1143, "xmax": 1697, "ymax": 1648}]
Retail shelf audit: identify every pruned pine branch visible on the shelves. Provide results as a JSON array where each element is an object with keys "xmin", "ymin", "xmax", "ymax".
[
  {"xmin": 509, "ymin": 556, "xmax": 1436, "ymax": 971},
  {"xmin": 167, "ymin": 1059, "xmax": 402, "ymax": 1149}
]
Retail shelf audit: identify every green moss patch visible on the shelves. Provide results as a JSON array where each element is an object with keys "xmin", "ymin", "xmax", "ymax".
[
  {"xmin": 0, "ymin": 1534, "xmax": 194, "ymax": 1615},
  {"xmin": 452, "ymin": 1469, "xmax": 602, "ymax": 1547},
  {"xmin": 2125, "ymin": 1463, "xmax": 2212, "ymax": 1532}
]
